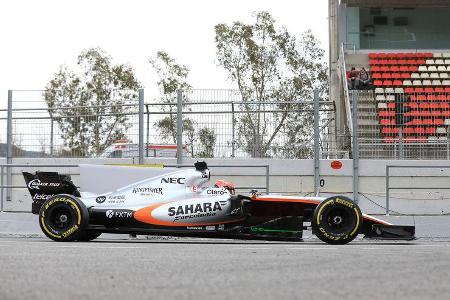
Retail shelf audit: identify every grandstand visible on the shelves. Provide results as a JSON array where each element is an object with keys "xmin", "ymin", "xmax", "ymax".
[{"xmin": 329, "ymin": 0, "xmax": 450, "ymax": 159}]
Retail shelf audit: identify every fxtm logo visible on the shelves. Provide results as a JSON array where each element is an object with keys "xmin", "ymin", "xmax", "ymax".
[
  {"xmin": 105, "ymin": 210, "xmax": 133, "ymax": 219},
  {"xmin": 161, "ymin": 177, "xmax": 185, "ymax": 184}
]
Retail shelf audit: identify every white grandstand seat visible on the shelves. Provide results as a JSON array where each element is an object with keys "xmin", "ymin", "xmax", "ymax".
[
  {"xmin": 430, "ymin": 73, "xmax": 440, "ymax": 79},
  {"xmin": 420, "ymin": 73, "xmax": 430, "ymax": 79},
  {"xmin": 438, "ymin": 137, "xmax": 448, "ymax": 141},
  {"xmin": 386, "ymin": 95, "xmax": 395, "ymax": 101},
  {"xmin": 375, "ymin": 88, "xmax": 384, "ymax": 94},
  {"xmin": 445, "ymin": 59, "xmax": 450, "ymax": 65},
  {"xmin": 422, "ymin": 80, "xmax": 432, "ymax": 86},
  {"xmin": 440, "ymin": 73, "xmax": 449, "ymax": 79},
  {"xmin": 442, "ymin": 80, "xmax": 450, "ymax": 85},
  {"xmin": 411, "ymin": 73, "xmax": 420, "ymax": 78},
  {"xmin": 378, "ymin": 103, "xmax": 388, "ymax": 109},
  {"xmin": 433, "ymin": 53, "xmax": 443, "ymax": 58},
  {"xmin": 442, "ymin": 53, "xmax": 450, "ymax": 58},
  {"xmin": 428, "ymin": 136, "xmax": 438, "ymax": 142},
  {"xmin": 435, "ymin": 59, "xmax": 445, "ymax": 65},
  {"xmin": 432, "ymin": 80, "xmax": 442, "ymax": 85},
  {"xmin": 436, "ymin": 128, "xmax": 447, "ymax": 134},
  {"xmin": 394, "ymin": 88, "xmax": 404, "ymax": 93},
  {"xmin": 447, "ymin": 66, "xmax": 450, "ymax": 71},
  {"xmin": 413, "ymin": 80, "xmax": 422, "ymax": 86},
  {"xmin": 437, "ymin": 66, "xmax": 447, "ymax": 72},
  {"xmin": 426, "ymin": 59, "xmax": 435, "ymax": 65},
  {"xmin": 428, "ymin": 66, "xmax": 437, "ymax": 72},
  {"xmin": 376, "ymin": 95, "xmax": 386, "ymax": 101},
  {"xmin": 418, "ymin": 66, "xmax": 428, "ymax": 72},
  {"xmin": 385, "ymin": 87, "xmax": 395, "ymax": 94},
  {"xmin": 445, "ymin": 119, "xmax": 450, "ymax": 126},
  {"xmin": 403, "ymin": 80, "xmax": 413, "ymax": 86}
]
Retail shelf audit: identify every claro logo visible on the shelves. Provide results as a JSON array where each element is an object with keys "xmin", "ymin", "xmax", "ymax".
[{"xmin": 161, "ymin": 177, "xmax": 185, "ymax": 184}]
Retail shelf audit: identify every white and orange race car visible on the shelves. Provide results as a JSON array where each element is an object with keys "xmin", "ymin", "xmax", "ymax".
[{"xmin": 23, "ymin": 162, "xmax": 414, "ymax": 244}]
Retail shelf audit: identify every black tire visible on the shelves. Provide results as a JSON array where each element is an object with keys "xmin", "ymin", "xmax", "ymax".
[
  {"xmin": 77, "ymin": 230, "xmax": 102, "ymax": 242},
  {"xmin": 39, "ymin": 194, "xmax": 89, "ymax": 242},
  {"xmin": 312, "ymin": 196, "xmax": 363, "ymax": 245}
]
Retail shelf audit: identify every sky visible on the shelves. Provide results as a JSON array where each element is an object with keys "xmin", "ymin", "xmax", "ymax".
[{"xmin": 0, "ymin": 0, "xmax": 329, "ymax": 108}]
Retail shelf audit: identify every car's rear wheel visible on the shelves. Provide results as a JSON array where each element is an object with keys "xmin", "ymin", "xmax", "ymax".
[
  {"xmin": 312, "ymin": 196, "xmax": 362, "ymax": 245},
  {"xmin": 39, "ymin": 194, "xmax": 89, "ymax": 242}
]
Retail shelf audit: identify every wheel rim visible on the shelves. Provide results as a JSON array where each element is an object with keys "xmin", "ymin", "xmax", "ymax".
[
  {"xmin": 45, "ymin": 204, "xmax": 77, "ymax": 232},
  {"xmin": 321, "ymin": 206, "xmax": 355, "ymax": 236}
]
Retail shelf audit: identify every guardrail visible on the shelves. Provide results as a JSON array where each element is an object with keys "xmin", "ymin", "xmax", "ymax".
[
  {"xmin": 385, "ymin": 165, "xmax": 450, "ymax": 215},
  {"xmin": 0, "ymin": 163, "xmax": 270, "ymax": 212}
]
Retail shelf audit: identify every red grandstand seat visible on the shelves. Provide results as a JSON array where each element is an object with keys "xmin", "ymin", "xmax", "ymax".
[
  {"xmin": 380, "ymin": 119, "xmax": 392, "ymax": 125},
  {"xmin": 387, "ymin": 60, "xmax": 398, "ymax": 65},
  {"xmin": 380, "ymin": 66, "xmax": 390, "ymax": 72},
  {"xmin": 379, "ymin": 110, "xmax": 395, "ymax": 117},
  {"xmin": 427, "ymin": 94, "xmax": 437, "ymax": 101},
  {"xmin": 382, "ymin": 73, "xmax": 392, "ymax": 79},
  {"xmin": 374, "ymin": 80, "xmax": 383, "ymax": 86},
  {"xmin": 387, "ymin": 103, "xmax": 396, "ymax": 109},
  {"xmin": 415, "ymin": 127, "xmax": 426, "ymax": 135},
  {"xmin": 370, "ymin": 59, "xmax": 379, "ymax": 65},
  {"xmin": 422, "ymin": 119, "xmax": 433, "ymax": 126},
  {"xmin": 382, "ymin": 127, "xmax": 398, "ymax": 135},
  {"xmin": 390, "ymin": 66, "xmax": 400, "ymax": 72},
  {"xmin": 408, "ymin": 66, "xmax": 418, "ymax": 72},
  {"xmin": 440, "ymin": 102, "xmax": 450, "ymax": 110},
  {"xmin": 372, "ymin": 73, "xmax": 382, "ymax": 79},
  {"xmin": 401, "ymin": 73, "xmax": 411, "ymax": 79},
  {"xmin": 405, "ymin": 53, "xmax": 415, "ymax": 59},
  {"xmin": 378, "ymin": 53, "xmax": 388, "ymax": 59},
  {"xmin": 434, "ymin": 119, "xmax": 444, "ymax": 125},
  {"xmin": 399, "ymin": 66, "xmax": 409, "ymax": 72},
  {"xmin": 444, "ymin": 87, "xmax": 450, "ymax": 93},
  {"xmin": 425, "ymin": 127, "xmax": 436, "ymax": 134},
  {"xmin": 398, "ymin": 59, "xmax": 408, "ymax": 65},
  {"xmin": 424, "ymin": 53, "xmax": 434, "ymax": 58},
  {"xmin": 411, "ymin": 119, "xmax": 422, "ymax": 125},
  {"xmin": 443, "ymin": 111, "xmax": 450, "ymax": 117},
  {"xmin": 383, "ymin": 80, "xmax": 393, "ymax": 86},
  {"xmin": 429, "ymin": 102, "xmax": 440, "ymax": 110},
  {"xmin": 419, "ymin": 103, "xmax": 430, "ymax": 109},
  {"xmin": 406, "ymin": 60, "xmax": 417, "ymax": 65},
  {"xmin": 419, "ymin": 110, "xmax": 431, "ymax": 117},
  {"xmin": 387, "ymin": 53, "xmax": 397, "ymax": 59},
  {"xmin": 393, "ymin": 80, "xmax": 403, "ymax": 86},
  {"xmin": 424, "ymin": 87, "xmax": 434, "ymax": 93},
  {"xmin": 414, "ymin": 87, "xmax": 424, "ymax": 93},
  {"xmin": 437, "ymin": 95, "xmax": 447, "ymax": 101},
  {"xmin": 405, "ymin": 87, "xmax": 415, "ymax": 93},
  {"xmin": 371, "ymin": 66, "xmax": 381, "ymax": 72},
  {"xmin": 431, "ymin": 111, "xmax": 442, "ymax": 117},
  {"xmin": 391, "ymin": 73, "xmax": 401, "ymax": 79},
  {"xmin": 369, "ymin": 53, "xmax": 378, "ymax": 59},
  {"xmin": 417, "ymin": 95, "xmax": 427, "ymax": 101},
  {"xmin": 408, "ymin": 102, "xmax": 419, "ymax": 109},
  {"xmin": 434, "ymin": 87, "xmax": 444, "ymax": 93},
  {"xmin": 417, "ymin": 59, "xmax": 426, "ymax": 65},
  {"xmin": 380, "ymin": 59, "xmax": 389, "ymax": 65},
  {"xmin": 404, "ymin": 127, "xmax": 415, "ymax": 134},
  {"xmin": 447, "ymin": 95, "xmax": 450, "ymax": 101}
]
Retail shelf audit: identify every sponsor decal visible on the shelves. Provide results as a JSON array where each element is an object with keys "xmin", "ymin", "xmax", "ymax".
[
  {"xmin": 96, "ymin": 196, "xmax": 106, "ymax": 204},
  {"xmin": 32, "ymin": 193, "xmax": 55, "ymax": 201},
  {"xmin": 331, "ymin": 160, "xmax": 343, "ymax": 170},
  {"xmin": 218, "ymin": 224, "xmax": 225, "ymax": 231},
  {"xmin": 106, "ymin": 210, "xmax": 133, "ymax": 219},
  {"xmin": 28, "ymin": 179, "xmax": 60, "ymax": 190},
  {"xmin": 62, "ymin": 224, "xmax": 79, "ymax": 238},
  {"xmin": 187, "ymin": 226, "xmax": 203, "ymax": 230},
  {"xmin": 168, "ymin": 201, "xmax": 223, "ymax": 222},
  {"xmin": 108, "ymin": 195, "xmax": 125, "ymax": 200},
  {"xmin": 161, "ymin": 177, "xmax": 185, "ymax": 184},
  {"xmin": 205, "ymin": 226, "xmax": 215, "ymax": 231},
  {"xmin": 201, "ymin": 172, "xmax": 209, "ymax": 179},
  {"xmin": 206, "ymin": 189, "xmax": 227, "ymax": 196},
  {"xmin": 191, "ymin": 185, "xmax": 198, "ymax": 193},
  {"xmin": 132, "ymin": 187, "xmax": 163, "ymax": 195}
]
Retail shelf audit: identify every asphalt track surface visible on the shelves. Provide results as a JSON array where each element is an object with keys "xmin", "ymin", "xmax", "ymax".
[{"xmin": 1, "ymin": 236, "xmax": 450, "ymax": 300}]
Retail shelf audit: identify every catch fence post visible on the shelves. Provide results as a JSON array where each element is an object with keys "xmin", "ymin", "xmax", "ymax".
[
  {"xmin": 231, "ymin": 102, "xmax": 235, "ymax": 158},
  {"xmin": 138, "ymin": 89, "xmax": 144, "ymax": 164},
  {"xmin": 351, "ymin": 91, "xmax": 359, "ymax": 203},
  {"xmin": 6, "ymin": 90, "xmax": 13, "ymax": 202},
  {"xmin": 313, "ymin": 90, "xmax": 320, "ymax": 196},
  {"xmin": 176, "ymin": 90, "xmax": 183, "ymax": 166}
]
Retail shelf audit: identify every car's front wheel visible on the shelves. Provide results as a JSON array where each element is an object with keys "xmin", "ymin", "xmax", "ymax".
[
  {"xmin": 312, "ymin": 196, "xmax": 362, "ymax": 245},
  {"xmin": 39, "ymin": 194, "xmax": 89, "ymax": 242}
]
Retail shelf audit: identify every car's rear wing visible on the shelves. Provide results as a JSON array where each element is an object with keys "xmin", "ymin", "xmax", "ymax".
[{"xmin": 22, "ymin": 171, "xmax": 80, "ymax": 214}]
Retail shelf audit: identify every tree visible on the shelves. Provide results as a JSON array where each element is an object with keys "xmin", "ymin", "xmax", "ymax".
[
  {"xmin": 44, "ymin": 48, "xmax": 140, "ymax": 156},
  {"xmin": 197, "ymin": 127, "xmax": 216, "ymax": 158},
  {"xmin": 149, "ymin": 51, "xmax": 197, "ymax": 155},
  {"xmin": 215, "ymin": 11, "xmax": 328, "ymax": 158}
]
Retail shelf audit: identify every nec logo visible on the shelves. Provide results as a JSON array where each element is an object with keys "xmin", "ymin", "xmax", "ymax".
[{"xmin": 161, "ymin": 177, "xmax": 185, "ymax": 184}]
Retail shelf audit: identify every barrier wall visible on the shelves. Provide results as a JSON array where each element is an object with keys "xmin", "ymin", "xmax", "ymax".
[{"xmin": 1, "ymin": 157, "xmax": 450, "ymax": 215}]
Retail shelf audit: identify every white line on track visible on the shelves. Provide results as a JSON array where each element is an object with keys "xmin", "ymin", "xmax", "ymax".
[{"xmin": 51, "ymin": 245, "xmax": 145, "ymax": 249}]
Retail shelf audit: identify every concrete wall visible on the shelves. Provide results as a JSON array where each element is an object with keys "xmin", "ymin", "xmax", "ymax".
[{"xmin": 2, "ymin": 157, "xmax": 450, "ymax": 215}]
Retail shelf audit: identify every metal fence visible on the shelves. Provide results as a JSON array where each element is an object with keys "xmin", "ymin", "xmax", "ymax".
[
  {"xmin": 350, "ymin": 90, "xmax": 450, "ymax": 159},
  {"xmin": 1, "ymin": 89, "xmax": 337, "ymax": 161}
]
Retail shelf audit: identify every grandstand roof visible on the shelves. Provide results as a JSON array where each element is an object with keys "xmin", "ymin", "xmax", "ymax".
[{"xmin": 342, "ymin": 0, "xmax": 450, "ymax": 7}]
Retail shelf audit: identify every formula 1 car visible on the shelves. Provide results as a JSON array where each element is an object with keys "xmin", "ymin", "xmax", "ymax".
[{"xmin": 23, "ymin": 162, "xmax": 415, "ymax": 244}]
